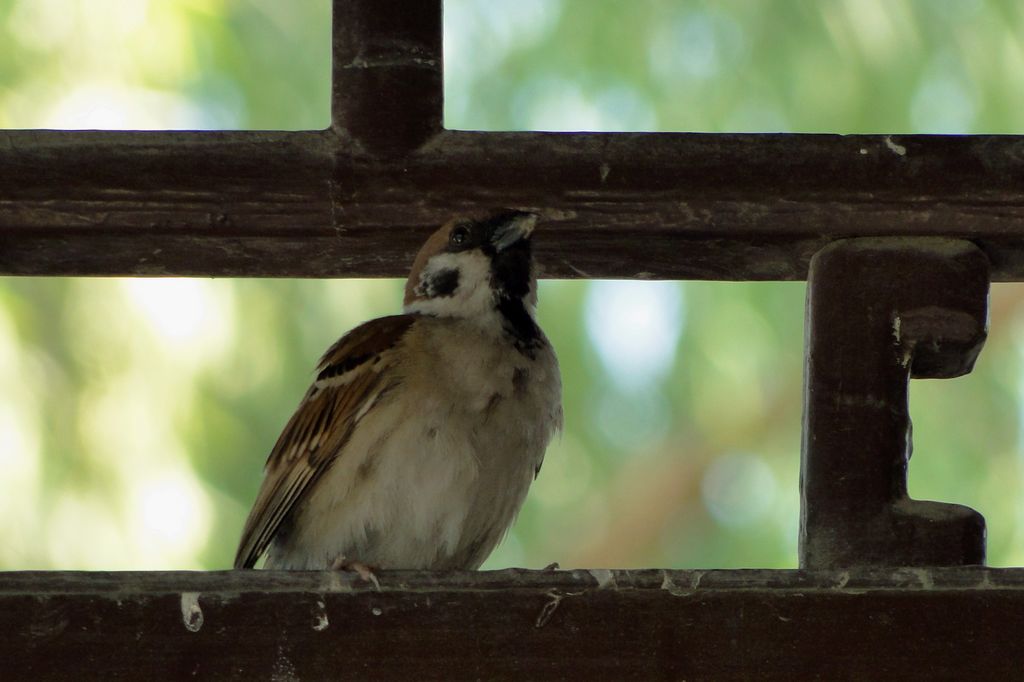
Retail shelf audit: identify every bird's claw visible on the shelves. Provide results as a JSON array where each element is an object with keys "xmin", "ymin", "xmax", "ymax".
[{"xmin": 330, "ymin": 555, "xmax": 381, "ymax": 590}]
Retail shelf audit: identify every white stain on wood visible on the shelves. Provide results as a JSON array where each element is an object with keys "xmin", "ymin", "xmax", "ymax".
[{"xmin": 180, "ymin": 592, "xmax": 203, "ymax": 633}]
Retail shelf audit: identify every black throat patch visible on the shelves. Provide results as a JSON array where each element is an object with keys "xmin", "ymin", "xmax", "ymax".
[
  {"xmin": 497, "ymin": 296, "xmax": 542, "ymax": 357},
  {"xmin": 489, "ymin": 239, "xmax": 540, "ymax": 356}
]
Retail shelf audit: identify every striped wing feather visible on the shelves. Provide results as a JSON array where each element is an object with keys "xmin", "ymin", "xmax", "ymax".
[{"xmin": 233, "ymin": 315, "xmax": 417, "ymax": 569}]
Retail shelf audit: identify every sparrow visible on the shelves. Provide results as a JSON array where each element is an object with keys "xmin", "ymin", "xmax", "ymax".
[{"xmin": 234, "ymin": 210, "xmax": 563, "ymax": 572}]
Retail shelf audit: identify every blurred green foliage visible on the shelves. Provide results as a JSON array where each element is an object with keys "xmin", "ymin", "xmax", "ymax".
[{"xmin": 1, "ymin": 0, "xmax": 1023, "ymax": 570}]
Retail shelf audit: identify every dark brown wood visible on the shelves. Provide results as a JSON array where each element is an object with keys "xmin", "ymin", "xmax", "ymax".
[
  {"xmin": 332, "ymin": 0, "xmax": 442, "ymax": 154},
  {"xmin": 800, "ymin": 238, "xmax": 989, "ymax": 569},
  {"xmin": 0, "ymin": 131, "xmax": 336, "ymax": 277},
  {"xmin": 4, "ymin": 130, "xmax": 1024, "ymax": 279},
  {"xmin": 2, "ymin": 568, "xmax": 1023, "ymax": 681}
]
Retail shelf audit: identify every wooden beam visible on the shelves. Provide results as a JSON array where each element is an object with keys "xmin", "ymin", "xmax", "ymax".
[
  {"xmin": 2, "ymin": 130, "xmax": 1024, "ymax": 279},
  {"xmin": 3, "ymin": 568, "xmax": 1023, "ymax": 680},
  {"xmin": 331, "ymin": 0, "xmax": 443, "ymax": 153},
  {"xmin": 1, "ymin": 0, "xmax": 1023, "ymax": 280}
]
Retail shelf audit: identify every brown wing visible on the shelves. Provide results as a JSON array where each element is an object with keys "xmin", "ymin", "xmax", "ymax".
[{"xmin": 233, "ymin": 314, "xmax": 417, "ymax": 569}]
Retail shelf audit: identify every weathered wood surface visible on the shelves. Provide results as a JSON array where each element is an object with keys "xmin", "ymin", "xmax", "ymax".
[
  {"xmin": 3, "ymin": 129, "xmax": 1024, "ymax": 279},
  {"xmin": 331, "ymin": 0, "xmax": 442, "ymax": 153},
  {"xmin": 801, "ymin": 239, "xmax": 990, "ymax": 568},
  {"xmin": 2, "ymin": 0, "xmax": 1024, "ymax": 280},
  {"xmin": 2, "ymin": 568, "xmax": 1023, "ymax": 680}
]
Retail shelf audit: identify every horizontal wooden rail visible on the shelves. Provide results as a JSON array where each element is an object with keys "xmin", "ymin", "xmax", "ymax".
[
  {"xmin": 2, "ymin": 129, "xmax": 1024, "ymax": 279},
  {"xmin": 2, "ymin": 0, "xmax": 1023, "ymax": 280},
  {"xmin": 3, "ymin": 567, "xmax": 1022, "ymax": 680}
]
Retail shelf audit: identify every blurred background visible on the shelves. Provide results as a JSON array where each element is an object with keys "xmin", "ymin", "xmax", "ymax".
[{"xmin": 1, "ymin": 0, "xmax": 1023, "ymax": 570}]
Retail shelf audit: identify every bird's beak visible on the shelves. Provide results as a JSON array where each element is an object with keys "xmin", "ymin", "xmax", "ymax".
[{"xmin": 491, "ymin": 212, "xmax": 538, "ymax": 252}]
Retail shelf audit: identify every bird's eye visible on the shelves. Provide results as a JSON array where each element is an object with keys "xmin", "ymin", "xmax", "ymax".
[{"xmin": 449, "ymin": 225, "xmax": 470, "ymax": 247}]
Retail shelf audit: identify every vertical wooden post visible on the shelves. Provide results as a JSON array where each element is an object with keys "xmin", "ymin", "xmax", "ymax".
[
  {"xmin": 331, "ymin": 0, "xmax": 443, "ymax": 155},
  {"xmin": 800, "ymin": 238, "xmax": 989, "ymax": 568}
]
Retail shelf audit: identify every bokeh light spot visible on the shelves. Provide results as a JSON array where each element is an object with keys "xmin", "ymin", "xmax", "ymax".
[
  {"xmin": 701, "ymin": 453, "xmax": 777, "ymax": 528},
  {"xmin": 584, "ymin": 281, "xmax": 684, "ymax": 393},
  {"xmin": 131, "ymin": 469, "xmax": 213, "ymax": 568}
]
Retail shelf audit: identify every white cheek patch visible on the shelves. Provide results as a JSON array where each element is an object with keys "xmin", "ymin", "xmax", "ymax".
[
  {"xmin": 407, "ymin": 252, "xmax": 495, "ymax": 318},
  {"xmin": 415, "ymin": 265, "xmax": 460, "ymax": 299}
]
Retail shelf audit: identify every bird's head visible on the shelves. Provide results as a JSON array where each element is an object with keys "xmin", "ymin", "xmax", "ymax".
[{"xmin": 403, "ymin": 211, "xmax": 539, "ymax": 326}]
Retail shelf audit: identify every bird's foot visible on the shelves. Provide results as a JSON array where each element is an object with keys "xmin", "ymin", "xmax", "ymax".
[
  {"xmin": 543, "ymin": 562, "xmax": 560, "ymax": 571},
  {"xmin": 330, "ymin": 555, "xmax": 381, "ymax": 590}
]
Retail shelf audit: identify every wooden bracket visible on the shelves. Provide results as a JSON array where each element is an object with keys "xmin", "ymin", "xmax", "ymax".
[{"xmin": 800, "ymin": 238, "xmax": 990, "ymax": 568}]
